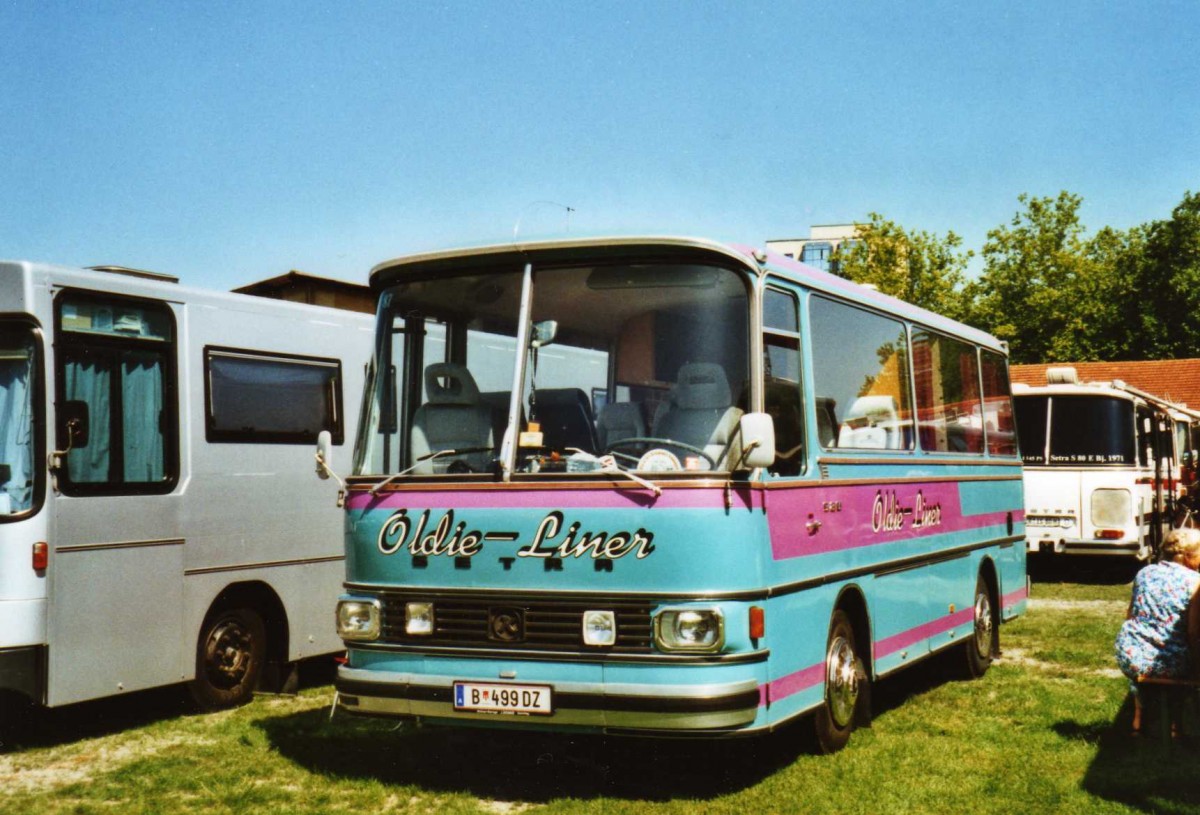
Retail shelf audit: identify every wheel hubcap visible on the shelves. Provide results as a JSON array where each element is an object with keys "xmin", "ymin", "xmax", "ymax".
[
  {"xmin": 204, "ymin": 620, "xmax": 252, "ymax": 688},
  {"xmin": 973, "ymin": 592, "xmax": 993, "ymax": 656},
  {"xmin": 826, "ymin": 635, "xmax": 859, "ymax": 728}
]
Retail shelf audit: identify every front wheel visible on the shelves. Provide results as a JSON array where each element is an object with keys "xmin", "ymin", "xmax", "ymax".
[
  {"xmin": 188, "ymin": 606, "xmax": 266, "ymax": 710},
  {"xmin": 963, "ymin": 576, "xmax": 998, "ymax": 679},
  {"xmin": 813, "ymin": 610, "xmax": 867, "ymax": 753}
]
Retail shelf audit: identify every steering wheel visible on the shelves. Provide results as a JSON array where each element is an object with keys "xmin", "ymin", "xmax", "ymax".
[{"xmin": 601, "ymin": 437, "xmax": 716, "ymax": 470}]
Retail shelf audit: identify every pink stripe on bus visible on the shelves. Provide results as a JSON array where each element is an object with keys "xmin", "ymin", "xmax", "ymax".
[
  {"xmin": 762, "ymin": 605, "xmax": 983, "ymax": 705},
  {"xmin": 874, "ymin": 608, "xmax": 975, "ymax": 658},
  {"xmin": 1002, "ymin": 585, "xmax": 1029, "ymax": 606},
  {"xmin": 768, "ymin": 481, "xmax": 1021, "ymax": 560},
  {"xmin": 763, "ymin": 662, "xmax": 826, "ymax": 704}
]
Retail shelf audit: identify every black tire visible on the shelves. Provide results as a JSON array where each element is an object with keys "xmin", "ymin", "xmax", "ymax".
[
  {"xmin": 813, "ymin": 610, "xmax": 866, "ymax": 754},
  {"xmin": 963, "ymin": 575, "xmax": 998, "ymax": 679},
  {"xmin": 187, "ymin": 606, "xmax": 266, "ymax": 710}
]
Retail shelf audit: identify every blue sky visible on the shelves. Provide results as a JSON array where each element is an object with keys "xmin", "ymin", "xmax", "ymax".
[{"xmin": 2, "ymin": 2, "xmax": 1197, "ymax": 291}]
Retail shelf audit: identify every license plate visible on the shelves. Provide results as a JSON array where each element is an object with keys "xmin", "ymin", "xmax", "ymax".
[{"xmin": 453, "ymin": 681, "xmax": 553, "ymax": 715}]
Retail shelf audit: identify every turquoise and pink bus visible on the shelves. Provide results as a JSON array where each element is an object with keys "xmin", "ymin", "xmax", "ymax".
[{"xmin": 331, "ymin": 236, "xmax": 1027, "ymax": 751}]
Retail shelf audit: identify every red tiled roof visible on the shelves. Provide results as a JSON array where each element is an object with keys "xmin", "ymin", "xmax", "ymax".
[{"xmin": 1010, "ymin": 359, "xmax": 1200, "ymax": 411}]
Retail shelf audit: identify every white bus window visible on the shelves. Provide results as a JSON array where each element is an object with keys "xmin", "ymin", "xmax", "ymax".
[
  {"xmin": 205, "ymin": 348, "xmax": 342, "ymax": 444},
  {"xmin": 811, "ymin": 296, "xmax": 913, "ymax": 451},
  {"xmin": 56, "ymin": 293, "xmax": 177, "ymax": 494}
]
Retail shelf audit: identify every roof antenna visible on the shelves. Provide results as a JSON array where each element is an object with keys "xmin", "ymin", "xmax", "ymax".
[{"xmin": 513, "ymin": 201, "xmax": 575, "ymax": 242}]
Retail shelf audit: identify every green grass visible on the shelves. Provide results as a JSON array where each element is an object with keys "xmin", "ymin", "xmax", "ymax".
[{"xmin": 3, "ymin": 572, "xmax": 1199, "ymax": 815}]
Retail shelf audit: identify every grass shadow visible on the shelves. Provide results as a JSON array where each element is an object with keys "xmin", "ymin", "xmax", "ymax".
[
  {"xmin": 257, "ymin": 652, "xmax": 977, "ymax": 802},
  {"xmin": 1028, "ymin": 555, "xmax": 1138, "ymax": 586},
  {"xmin": 0, "ymin": 686, "xmax": 191, "ymax": 753},
  {"xmin": 0, "ymin": 656, "xmax": 339, "ymax": 754},
  {"xmin": 257, "ymin": 705, "xmax": 805, "ymax": 802},
  {"xmin": 1059, "ymin": 695, "xmax": 1200, "ymax": 814}
]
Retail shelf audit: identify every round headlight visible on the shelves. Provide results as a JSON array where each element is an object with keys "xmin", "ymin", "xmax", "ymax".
[{"xmin": 674, "ymin": 611, "xmax": 716, "ymax": 645}]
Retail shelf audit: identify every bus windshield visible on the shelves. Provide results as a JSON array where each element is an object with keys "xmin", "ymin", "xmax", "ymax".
[
  {"xmin": 1015, "ymin": 394, "xmax": 1135, "ymax": 466},
  {"xmin": 0, "ymin": 325, "xmax": 37, "ymax": 515},
  {"xmin": 354, "ymin": 262, "xmax": 750, "ymax": 476}
]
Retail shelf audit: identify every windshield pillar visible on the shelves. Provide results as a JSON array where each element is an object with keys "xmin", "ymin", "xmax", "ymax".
[{"xmin": 499, "ymin": 262, "xmax": 534, "ymax": 481}]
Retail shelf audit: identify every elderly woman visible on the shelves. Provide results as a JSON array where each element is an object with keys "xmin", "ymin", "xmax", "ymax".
[{"xmin": 1115, "ymin": 527, "xmax": 1200, "ymax": 735}]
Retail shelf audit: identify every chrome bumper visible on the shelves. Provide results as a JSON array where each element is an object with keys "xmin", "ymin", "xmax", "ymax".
[{"xmin": 335, "ymin": 666, "xmax": 761, "ymax": 731}]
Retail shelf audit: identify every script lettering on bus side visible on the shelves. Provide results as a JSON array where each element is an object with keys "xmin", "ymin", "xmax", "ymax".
[
  {"xmin": 870, "ymin": 490, "xmax": 942, "ymax": 534},
  {"xmin": 376, "ymin": 509, "xmax": 655, "ymax": 561}
]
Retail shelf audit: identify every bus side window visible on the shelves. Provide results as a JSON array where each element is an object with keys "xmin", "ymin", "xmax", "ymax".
[
  {"xmin": 980, "ymin": 350, "xmax": 1017, "ymax": 456},
  {"xmin": 55, "ymin": 292, "xmax": 178, "ymax": 495},
  {"xmin": 763, "ymin": 286, "xmax": 802, "ymax": 475},
  {"xmin": 809, "ymin": 296, "xmax": 914, "ymax": 451},
  {"xmin": 912, "ymin": 330, "xmax": 984, "ymax": 455}
]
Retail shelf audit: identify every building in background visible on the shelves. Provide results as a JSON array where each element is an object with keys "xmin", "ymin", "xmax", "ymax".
[
  {"xmin": 235, "ymin": 271, "xmax": 375, "ymax": 314},
  {"xmin": 766, "ymin": 224, "xmax": 862, "ymax": 274}
]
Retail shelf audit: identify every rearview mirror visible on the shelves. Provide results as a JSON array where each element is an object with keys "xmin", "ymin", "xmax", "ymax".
[
  {"xmin": 736, "ymin": 412, "xmax": 776, "ymax": 471},
  {"xmin": 531, "ymin": 320, "xmax": 558, "ymax": 349},
  {"xmin": 315, "ymin": 429, "xmax": 333, "ymax": 480}
]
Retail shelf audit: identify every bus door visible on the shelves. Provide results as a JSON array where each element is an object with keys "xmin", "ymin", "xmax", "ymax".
[{"xmin": 44, "ymin": 291, "xmax": 186, "ymax": 706}]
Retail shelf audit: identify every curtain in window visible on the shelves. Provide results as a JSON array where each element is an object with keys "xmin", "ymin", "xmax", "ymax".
[
  {"xmin": 0, "ymin": 345, "xmax": 34, "ymax": 512},
  {"xmin": 123, "ymin": 353, "xmax": 164, "ymax": 481},
  {"xmin": 64, "ymin": 355, "xmax": 113, "ymax": 483},
  {"xmin": 64, "ymin": 351, "xmax": 165, "ymax": 484}
]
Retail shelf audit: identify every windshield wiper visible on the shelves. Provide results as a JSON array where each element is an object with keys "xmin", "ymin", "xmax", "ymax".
[
  {"xmin": 369, "ymin": 447, "xmax": 496, "ymax": 495},
  {"xmin": 566, "ymin": 449, "xmax": 661, "ymax": 497}
]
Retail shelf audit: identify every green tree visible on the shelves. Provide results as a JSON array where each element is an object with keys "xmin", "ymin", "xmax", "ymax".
[
  {"xmin": 1121, "ymin": 191, "xmax": 1200, "ymax": 359},
  {"xmin": 833, "ymin": 214, "xmax": 973, "ymax": 322},
  {"xmin": 967, "ymin": 191, "xmax": 1133, "ymax": 364}
]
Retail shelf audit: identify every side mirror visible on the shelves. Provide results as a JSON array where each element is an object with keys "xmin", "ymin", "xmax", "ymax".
[
  {"xmin": 59, "ymin": 400, "xmax": 90, "ymax": 449},
  {"xmin": 531, "ymin": 320, "xmax": 558, "ymax": 349},
  {"xmin": 315, "ymin": 429, "xmax": 333, "ymax": 480},
  {"xmin": 735, "ymin": 412, "xmax": 776, "ymax": 471}
]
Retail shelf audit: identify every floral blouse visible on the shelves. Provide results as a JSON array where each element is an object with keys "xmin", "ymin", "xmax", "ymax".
[{"xmin": 1115, "ymin": 560, "xmax": 1200, "ymax": 681}]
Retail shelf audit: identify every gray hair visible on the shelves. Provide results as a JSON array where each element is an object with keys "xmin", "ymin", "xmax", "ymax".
[{"xmin": 1162, "ymin": 527, "xmax": 1200, "ymax": 563}]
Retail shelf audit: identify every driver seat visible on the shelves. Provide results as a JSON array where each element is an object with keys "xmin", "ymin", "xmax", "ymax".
[
  {"xmin": 410, "ymin": 363, "xmax": 494, "ymax": 473},
  {"xmin": 652, "ymin": 362, "xmax": 742, "ymax": 466}
]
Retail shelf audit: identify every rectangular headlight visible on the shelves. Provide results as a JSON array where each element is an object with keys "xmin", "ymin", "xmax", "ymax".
[
  {"xmin": 405, "ymin": 601, "xmax": 435, "ymax": 636},
  {"xmin": 582, "ymin": 610, "xmax": 617, "ymax": 647},
  {"xmin": 336, "ymin": 598, "xmax": 380, "ymax": 641},
  {"xmin": 654, "ymin": 607, "xmax": 724, "ymax": 653}
]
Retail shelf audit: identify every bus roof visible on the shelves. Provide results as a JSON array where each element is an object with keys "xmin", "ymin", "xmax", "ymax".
[{"xmin": 368, "ymin": 235, "xmax": 1006, "ymax": 354}]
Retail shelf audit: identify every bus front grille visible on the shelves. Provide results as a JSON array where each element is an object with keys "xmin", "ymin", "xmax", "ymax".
[{"xmin": 376, "ymin": 592, "xmax": 654, "ymax": 653}]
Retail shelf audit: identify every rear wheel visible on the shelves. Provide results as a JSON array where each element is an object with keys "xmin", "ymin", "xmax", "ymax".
[
  {"xmin": 813, "ymin": 610, "xmax": 865, "ymax": 753},
  {"xmin": 187, "ymin": 606, "xmax": 266, "ymax": 710},
  {"xmin": 963, "ymin": 575, "xmax": 997, "ymax": 679}
]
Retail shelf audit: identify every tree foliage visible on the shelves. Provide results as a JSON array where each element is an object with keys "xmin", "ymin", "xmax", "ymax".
[
  {"xmin": 833, "ymin": 213, "xmax": 973, "ymax": 322},
  {"xmin": 826, "ymin": 190, "xmax": 1199, "ymax": 364},
  {"xmin": 1121, "ymin": 191, "xmax": 1200, "ymax": 359},
  {"xmin": 964, "ymin": 192, "xmax": 1141, "ymax": 363}
]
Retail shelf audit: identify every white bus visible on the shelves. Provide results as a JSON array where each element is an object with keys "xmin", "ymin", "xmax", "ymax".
[
  {"xmin": 0, "ymin": 261, "xmax": 371, "ymax": 711},
  {"xmin": 1014, "ymin": 366, "xmax": 1181, "ymax": 560}
]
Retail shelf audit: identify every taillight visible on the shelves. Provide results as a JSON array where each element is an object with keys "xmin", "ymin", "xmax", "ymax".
[{"xmin": 32, "ymin": 542, "xmax": 48, "ymax": 571}]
